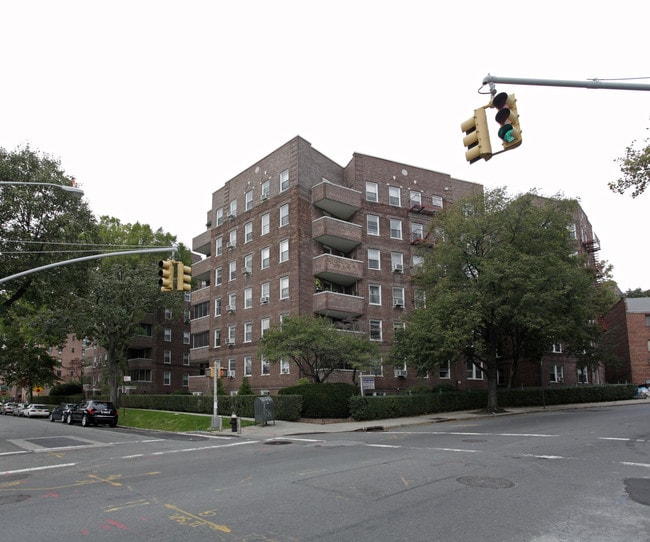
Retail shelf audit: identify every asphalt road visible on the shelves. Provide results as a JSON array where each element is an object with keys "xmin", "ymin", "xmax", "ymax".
[{"xmin": 1, "ymin": 404, "xmax": 649, "ymax": 541}]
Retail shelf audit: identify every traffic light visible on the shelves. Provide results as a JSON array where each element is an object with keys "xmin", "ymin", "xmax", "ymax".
[
  {"xmin": 461, "ymin": 107, "xmax": 493, "ymax": 164},
  {"xmin": 209, "ymin": 366, "xmax": 215, "ymax": 378},
  {"xmin": 218, "ymin": 367, "xmax": 227, "ymax": 378},
  {"xmin": 175, "ymin": 262, "xmax": 192, "ymax": 292},
  {"xmin": 491, "ymin": 92, "xmax": 522, "ymax": 150},
  {"xmin": 158, "ymin": 259, "xmax": 175, "ymax": 292}
]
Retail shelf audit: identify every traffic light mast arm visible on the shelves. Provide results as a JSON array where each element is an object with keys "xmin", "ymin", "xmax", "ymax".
[{"xmin": 483, "ymin": 74, "xmax": 650, "ymax": 92}]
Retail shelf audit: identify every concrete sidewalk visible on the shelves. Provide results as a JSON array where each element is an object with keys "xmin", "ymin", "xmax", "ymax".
[{"xmin": 210, "ymin": 398, "xmax": 649, "ymax": 440}]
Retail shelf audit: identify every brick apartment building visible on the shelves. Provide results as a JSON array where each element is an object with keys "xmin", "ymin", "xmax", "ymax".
[
  {"xmin": 188, "ymin": 136, "xmax": 609, "ymax": 397},
  {"xmin": 604, "ymin": 297, "xmax": 650, "ymax": 386}
]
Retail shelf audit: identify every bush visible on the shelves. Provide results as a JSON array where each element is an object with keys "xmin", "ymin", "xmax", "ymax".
[{"xmin": 279, "ymin": 382, "xmax": 359, "ymax": 418}]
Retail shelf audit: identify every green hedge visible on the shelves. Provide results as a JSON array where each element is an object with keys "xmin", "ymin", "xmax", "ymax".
[
  {"xmin": 349, "ymin": 384, "xmax": 638, "ymax": 421},
  {"xmin": 278, "ymin": 382, "xmax": 359, "ymax": 418}
]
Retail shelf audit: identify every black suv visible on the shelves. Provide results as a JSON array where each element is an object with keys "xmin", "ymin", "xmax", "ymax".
[{"xmin": 68, "ymin": 400, "xmax": 118, "ymax": 427}]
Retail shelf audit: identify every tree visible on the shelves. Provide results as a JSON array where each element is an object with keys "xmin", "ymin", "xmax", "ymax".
[
  {"xmin": 391, "ymin": 188, "xmax": 612, "ymax": 412},
  {"xmin": 609, "ymin": 129, "xmax": 650, "ymax": 198},
  {"xmin": 0, "ymin": 145, "xmax": 98, "ymax": 313},
  {"xmin": 259, "ymin": 315, "xmax": 379, "ymax": 383},
  {"xmin": 72, "ymin": 217, "xmax": 190, "ymax": 406}
]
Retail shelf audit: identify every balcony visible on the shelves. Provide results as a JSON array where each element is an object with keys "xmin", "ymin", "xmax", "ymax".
[
  {"xmin": 312, "ymin": 180, "xmax": 361, "ymax": 220},
  {"xmin": 192, "ymin": 229, "xmax": 212, "ymax": 257},
  {"xmin": 312, "ymin": 216, "xmax": 362, "ymax": 253},
  {"xmin": 191, "ymin": 257, "xmax": 212, "ymax": 283},
  {"xmin": 313, "ymin": 291, "xmax": 365, "ymax": 320},
  {"xmin": 313, "ymin": 254, "xmax": 363, "ymax": 287}
]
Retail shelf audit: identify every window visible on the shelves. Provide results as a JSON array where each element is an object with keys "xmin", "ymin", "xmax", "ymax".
[
  {"xmin": 192, "ymin": 331, "xmax": 209, "ymax": 348},
  {"xmin": 245, "ymin": 190, "xmax": 253, "ymax": 211},
  {"xmin": 229, "ymin": 261, "xmax": 237, "ymax": 281},
  {"xmin": 367, "ymin": 214, "xmax": 379, "ymax": 236},
  {"xmin": 194, "ymin": 301, "xmax": 209, "ymax": 319},
  {"xmin": 389, "ymin": 219, "xmax": 402, "ymax": 239},
  {"xmin": 369, "ymin": 319, "xmax": 382, "ymax": 341},
  {"xmin": 243, "ymin": 253, "xmax": 253, "ymax": 272},
  {"xmin": 370, "ymin": 358, "xmax": 383, "ymax": 376},
  {"xmin": 215, "ymin": 267, "xmax": 223, "ymax": 286},
  {"xmin": 261, "ymin": 247, "xmax": 270, "ymax": 269},
  {"xmin": 214, "ymin": 329, "xmax": 221, "ymax": 347},
  {"xmin": 261, "ymin": 213, "xmax": 270, "ymax": 235},
  {"xmin": 369, "ymin": 284, "xmax": 381, "ymax": 305},
  {"xmin": 183, "ymin": 352, "xmax": 190, "ymax": 366},
  {"xmin": 163, "ymin": 371, "xmax": 171, "ymax": 386},
  {"xmin": 280, "ymin": 204, "xmax": 289, "ymax": 227},
  {"xmin": 261, "ymin": 355, "xmax": 270, "ymax": 375},
  {"xmin": 164, "ymin": 328, "xmax": 172, "ymax": 342},
  {"xmin": 261, "ymin": 282, "xmax": 270, "ymax": 301},
  {"xmin": 228, "ymin": 229, "xmax": 237, "ymax": 247},
  {"xmin": 280, "ymin": 358, "xmax": 290, "ymax": 374},
  {"xmin": 412, "ymin": 254, "xmax": 423, "ymax": 268},
  {"xmin": 245, "ymin": 222, "xmax": 253, "ymax": 243},
  {"xmin": 214, "ymin": 298, "xmax": 222, "ymax": 317},
  {"xmin": 215, "ymin": 208, "xmax": 223, "ymax": 226},
  {"xmin": 466, "ymin": 361, "xmax": 483, "ymax": 380},
  {"xmin": 577, "ymin": 366, "xmax": 589, "ymax": 384},
  {"xmin": 183, "ymin": 331, "xmax": 190, "ymax": 345},
  {"xmin": 182, "ymin": 373, "xmax": 189, "ymax": 387},
  {"xmin": 368, "ymin": 248, "xmax": 380, "ymax": 270},
  {"xmin": 567, "ymin": 223, "xmax": 577, "ymax": 240},
  {"xmin": 228, "ymin": 357, "xmax": 236, "ymax": 375},
  {"xmin": 550, "ymin": 365, "xmax": 564, "ymax": 383},
  {"xmin": 228, "ymin": 325, "xmax": 236, "ymax": 343},
  {"xmin": 164, "ymin": 350, "xmax": 171, "ymax": 364},
  {"xmin": 261, "ymin": 180, "xmax": 270, "ymax": 200},
  {"xmin": 388, "ymin": 186, "xmax": 401, "ymax": 206},
  {"xmin": 130, "ymin": 369, "xmax": 152, "ymax": 382},
  {"xmin": 646, "ymin": 314, "xmax": 650, "ymax": 327},
  {"xmin": 261, "ymin": 317, "xmax": 270, "ymax": 337},
  {"xmin": 410, "ymin": 190, "xmax": 421, "ymax": 206},
  {"xmin": 439, "ymin": 361, "xmax": 451, "ymax": 379},
  {"xmin": 392, "ymin": 287, "xmax": 405, "ymax": 307},
  {"xmin": 229, "ymin": 199, "xmax": 237, "ymax": 217},
  {"xmin": 280, "ymin": 276, "xmax": 289, "ymax": 299},
  {"xmin": 391, "ymin": 252, "xmax": 404, "ymax": 272},
  {"xmin": 366, "ymin": 181, "xmax": 378, "ymax": 202},
  {"xmin": 551, "ymin": 343, "xmax": 563, "ymax": 353},
  {"xmin": 279, "ymin": 169, "xmax": 289, "ymax": 192},
  {"xmin": 432, "ymin": 195, "xmax": 443, "ymax": 208},
  {"xmin": 228, "ymin": 293, "xmax": 236, "ymax": 310},
  {"xmin": 244, "ymin": 322, "xmax": 253, "ymax": 343},
  {"xmin": 244, "ymin": 355, "xmax": 252, "ymax": 376},
  {"xmin": 279, "ymin": 239, "xmax": 289, "ymax": 262},
  {"xmin": 215, "ymin": 237, "xmax": 223, "ymax": 256},
  {"xmin": 244, "ymin": 287, "xmax": 252, "ymax": 309},
  {"xmin": 411, "ymin": 223, "xmax": 424, "ymax": 242}
]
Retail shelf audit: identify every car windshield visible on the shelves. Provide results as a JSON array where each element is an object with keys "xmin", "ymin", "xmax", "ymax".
[{"xmin": 31, "ymin": 404, "xmax": 47, "ymax": 408}]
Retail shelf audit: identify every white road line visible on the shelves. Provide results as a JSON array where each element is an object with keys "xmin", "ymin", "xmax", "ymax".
[
  {"xmin": 619, "ymin": 461, "xmax": 650, "ymax": 468},
  {"xmin": 394, "ymin": 431, "xmax": 558, "ymax": 438},
  {"xmin": 367, "ymin": 444, "xmax": 401, "ymax": 448},
  {"xmin": 1, "ymin": 463, "xmax": 77, "ymax": 476},
  {"xmin": 521, "ymin": 454, "xmax": 565, "ymax": 460}
]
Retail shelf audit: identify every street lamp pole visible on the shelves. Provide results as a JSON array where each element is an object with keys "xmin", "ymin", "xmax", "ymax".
[{"xmin": 0, "ymin": 181, "xmax": 84, "ymax": 198}]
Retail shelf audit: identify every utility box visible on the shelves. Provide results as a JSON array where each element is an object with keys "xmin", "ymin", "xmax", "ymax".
[{"xmin": 254, "ymin": 396, "xmax": 275, "ymax": 426}]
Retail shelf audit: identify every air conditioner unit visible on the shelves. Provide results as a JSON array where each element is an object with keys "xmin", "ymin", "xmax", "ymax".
[
  {"xmin": 225, "ymin": 339, "xmax": 235, "ymax": 346},
  {"xmin": 260, "ymin": 194, "xmax": 269, "ymax": 201},
  {"xmin": 394, "ymin": 369, "xmax": 407, "ymax": 378},
  {"xmin": 227, "ymin": 370, "xmax": 236, "ymax": 378},
  {"xmin": 227, "ymin": 212, "xmax": 236, "ymax": 220},
  {"xmin": 393, "ymin": 301, "xmax": 404, "ymax": 308},
  {"xmin": 226, "ymin": 305, "xmax": 235, "ymax": 313},
  {"xmin": 227, "ymin": 242, "xmax": 236, "ymax": 249},
  {"xmin": 393, "ymin": 264, "xmax": 403, "ymax": 273},
  {"xmin": 243, "ymin": 267, "xmax": 252, "ymax": 275},
  {"xmin": 260, "ymin": 296, "xmax": 269, "ymax": 304}
]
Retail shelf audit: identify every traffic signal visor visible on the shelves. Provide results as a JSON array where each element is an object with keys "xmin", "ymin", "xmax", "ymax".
[
  {"xmin": 491, "ymin": 92, "xmax": 522, "ymax": 150},
  {"xmin": 158, "ymin": 260, "xmax": 175, "ymax": 292},
  {"xmin": 461, "ymin": 107, "xmax": 492, "ymax": 164},
  {"xmin": 176, "ymin": 262, "xmax": 192, "ymax": 292}
]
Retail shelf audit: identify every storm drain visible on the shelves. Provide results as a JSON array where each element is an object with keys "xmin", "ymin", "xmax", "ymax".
[
  {"xmin": 264, "ymin": 439, "xmax": 293, "ymax": 445},
  {"xmin": 457, "ymin": 476, "xmax": 515, "ymax": 489}
]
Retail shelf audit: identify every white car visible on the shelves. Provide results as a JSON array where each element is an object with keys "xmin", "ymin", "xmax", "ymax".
[{"xmin": 24, "ymin": 404, "xmax": 50, "ymax": 418}]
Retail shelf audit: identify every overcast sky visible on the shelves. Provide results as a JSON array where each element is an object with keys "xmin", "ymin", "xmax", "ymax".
[{"xmin": 2, "ymin": 1, "xmax": 648, "ymax": 292}]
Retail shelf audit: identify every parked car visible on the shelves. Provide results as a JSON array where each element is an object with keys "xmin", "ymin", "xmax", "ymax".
[
  {"xmin": 24, "ymin": 404, "xmax": 50, "ymax": 418},
  {"xmin": 2, "ymin": 402, "xmax": 17, "ymax": 415},
  {"xmin": 13, "ymin": 403, "xmax": 27, "ymax": 416},
  {"xmin": 50, "ymin": 402, "xmax": 76, "ymax": 423},
  {"xmin": 68, "ymin": 400, "xmax": 118, "ymax": 427}
]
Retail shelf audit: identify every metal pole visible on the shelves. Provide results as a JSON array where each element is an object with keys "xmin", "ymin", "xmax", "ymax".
[
  {"xmin": 211, "ymin": 366, "xmax": 220, "ymax": 430},
  {"xmin": 482, "ymin": 74, "xmax": 650, "ymax": 92},
  {"xmin": 0, "ymin": 247, "xmax": 176, "ymax": 284}
]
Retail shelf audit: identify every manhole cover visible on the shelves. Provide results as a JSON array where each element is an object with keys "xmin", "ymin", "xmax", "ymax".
[
  {"xmin": 0, "ymin": 495, "xmax": 30, "ymax": 505},
  {"xmin": 457, "ymin": 476, "xmax": 515, "ymax": 489},
  {"xmin": 264, "ymin": 439, "xmax": 292, "ymax": 445},
  {"xmin": 625, "ymin": 478, "xmax": 650, "ymax": 506}
]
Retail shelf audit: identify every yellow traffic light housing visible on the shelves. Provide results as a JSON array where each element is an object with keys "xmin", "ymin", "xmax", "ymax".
[
  {"xmin": 461, "ymin": 107, "xmax": 493, "ymax": 164},
  {"xmin": 176, "ymin": 262, "xmax": 192, "ymax": 292},
  {"xmin": 491, "ymin": 92, "xmax": 522, "ymax": 150},
  {"xmin": 209, "ymin": 366, "xmax": 215, "ymax": 378},
  {"xmin": 158, "ymin": 260, "xmax": 175, "ymax": 292}
]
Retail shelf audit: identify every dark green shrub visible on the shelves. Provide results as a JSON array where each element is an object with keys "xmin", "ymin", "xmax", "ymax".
[{"xmin": 279, "ymin": 382, "xmax": 359, "ymax": 418}]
